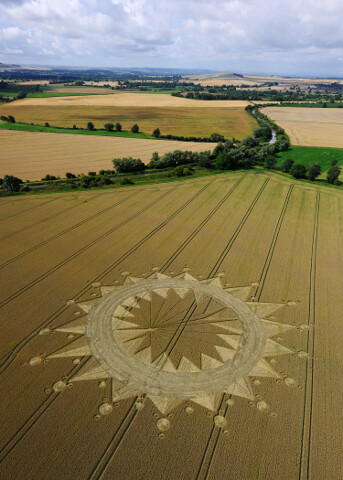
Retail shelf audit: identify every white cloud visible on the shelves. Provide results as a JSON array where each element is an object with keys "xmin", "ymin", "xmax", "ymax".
[{"xmin": 0, "ymin": 0, "xmax": 342, "ymax": 75}]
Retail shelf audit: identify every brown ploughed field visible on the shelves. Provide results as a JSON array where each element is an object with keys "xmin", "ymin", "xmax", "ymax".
[
  {"xmin": 0, "ymin": 171, "xmax": 342, "ymax": 479},
  {"xmin": 0, "ymin": 130, "xmax": 215, "ymax": 180}
]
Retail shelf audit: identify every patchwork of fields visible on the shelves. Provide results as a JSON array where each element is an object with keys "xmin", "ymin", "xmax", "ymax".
[
  {"xmin": 0, "ymin": 130, "xmax": 215, "ymax": 180},
  {"xmin": 262, "ymin": 106, "xmax": 343, "ymax": 148},
  {"xmin": 0, "ymin": 93, "xmax": 255, "ymax": 139},
  {"xmin": 0, "ymin": 172, "xmax": 341, "ymax": 480}
]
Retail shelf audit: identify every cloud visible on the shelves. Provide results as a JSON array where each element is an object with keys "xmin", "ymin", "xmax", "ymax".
[{"xmin": 0, "ymin": 0, "xmax": 342, "ymax": 75}]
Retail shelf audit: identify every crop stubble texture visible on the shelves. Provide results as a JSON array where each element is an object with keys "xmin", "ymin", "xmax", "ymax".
[{"xmin": 0, "ymin": 173, "xmax": 342, "ymax": 480}]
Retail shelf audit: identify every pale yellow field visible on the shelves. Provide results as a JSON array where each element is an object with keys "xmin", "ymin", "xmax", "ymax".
[
  {"xmin": 8, "ymin": 92, "xmax": 250, "ymax": 108},
  {"xmin": 0, "ymin": 130, "xmax": 215, "ymax": 180},
  {"xmin": 183, "ymin": 72, "xmax": 343, "ymax": 90},
  {"xmin": 262, "ymin": 107, "xmax": 343, "ymax": 148}
]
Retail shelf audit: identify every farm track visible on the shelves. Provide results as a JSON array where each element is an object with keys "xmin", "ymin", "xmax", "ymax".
[
  {"xmin": 0, "ymin": 189, "xmax": 141, "ymax": 270},
  {"xmin": 0, "ymin": 186, "xmax": 178, "ymax": 308},
  {"xmin": 0, "ymin": 179, "xmax": 215, "ymax": 373},
  {"xmin": 298, "ymin": 190, "xmax": 320, "ymax": 480},
  {"xmin": 0, "ymin": 190, "xmax": 107, "ymax": 241},
  {"xmin": 208, "ymin": 177, "xmax": 270, "ymax": 277},
  {"xmin": 195, "ymin": 184, "xmax": 295, "ymax": 480},
  {"xmin": 0, "ymin": 197, "xmax": 58, "ymax": 222},
  {"xmin": 83, "ymin": 175, "xmax": 275, "ymax": 478}
]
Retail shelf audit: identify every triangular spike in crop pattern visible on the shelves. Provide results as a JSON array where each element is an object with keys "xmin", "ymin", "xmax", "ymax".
[
  {"xmin": 225, "ymin": 377, "xmax": 254, "ymax": 400},
  {"xmin": 113, "ymin": 305, "xmax": 135, "ymax": 318},
  {"xmin": 177, "ymin": 357, "xmax": 200, "ymax": 373},
  {"xmin": 201, "ymin": 353, "xmax": 223, "ymax": 370},
  {"xmin": 212, "ymin": 320, "xmax": 242, "ymax": 334},
  {"xmin": 248, "ymin": 359, "xmax": 281, "ymax": 378},
  {"xmin": 71, "ymin": 357, "xmax": 109, "ymax": 382},
  {"xmin": 215, "ymin": 345, "xmax": 236, "ymax": 362},
  {"xmin": 192, "ymin": 394, "xmax": 222, "ymax": 412},
  {"xmin": 123, "ymin": 276, "xmax": 142, "ymax": 284},
  {"xmin": 55, "ymin": 317, "xmax": 87, "ymax": 335},
  {"xmin": 201, "ymin": 277, "xmax": 225, "ymax": 288},
  {"xmin": 217, "ymin": 334, "xmax": 242, "ymax": 350},
  {"xmin": 148, "ymin": 272, "xmax": 170, "ymax": 280},
  {"xmin": 149, "ymin": 396, "xmax": 183, "ymax": 415},
  {"xmin": 47, "ymin": 336, "xmax": 91, "ymax": 359},
  {"xmin": 224, "ymin": 286, "xmax": 252, "ymax": 301},
  {"xmin": 246, "ymin": 302, "xmax": 284, "ymax": 318},
  {"xmin": 77, "ymin": 298, "xmax": 100, "ymax": 313},
  {"xmin": 100, "ymin": 285, "xmax": 120, "ymax": 296},
  {"xmin": 153, "ymin": 353, "xmax": 177, "ymax": 372},
  {"xmin": 262, "ymin": 339, "xmax": 293, "ymax": 357},
  {"xmin": 174, "ymin": 272, "xmax": 197, "ymax": 282},
  {"xmin": 173, "ymin": 287, "xmax": 191, "ymax": 299},
  {"xmin": 260, "ymin": 319, "xmax": 295, "ymax": 338}
]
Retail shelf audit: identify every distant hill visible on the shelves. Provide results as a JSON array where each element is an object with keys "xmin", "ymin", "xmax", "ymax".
[{"xmin": 0, "ymin": 63, "xmax": 216, "ymax": 76}]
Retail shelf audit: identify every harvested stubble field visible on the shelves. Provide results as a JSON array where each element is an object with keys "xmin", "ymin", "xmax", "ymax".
[
  {"xmin": 0, "ymin": 130, "xmax": 215, "ymax": 180},
  {"xmin": 262, "ymin": 106, "xmax": 343, "ymax": 148},
  {"xmin": 0, "ymin": 171, "xmax": 342, "ymax": 480},
  {"xmin": 0, "ymin": 92, "xmax": 255, "ymax": 138}
]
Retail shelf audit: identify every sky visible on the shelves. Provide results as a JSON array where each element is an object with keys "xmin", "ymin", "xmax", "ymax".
[{"xmin": 0, "ymin": 0, "xmax": 343, "ymax": 77}]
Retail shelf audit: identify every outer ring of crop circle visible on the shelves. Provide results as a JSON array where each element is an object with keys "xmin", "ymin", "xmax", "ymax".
[{"xmin": 86, "ymin": 278, "xmax": 266, "ymax": 398}]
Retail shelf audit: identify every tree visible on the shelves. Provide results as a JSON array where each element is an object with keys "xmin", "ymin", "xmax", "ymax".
[
  {"xmin": 153, "ymin": 128, "xmax": 161, "ymax": 138},
  {"xmin": 42, "ymin": 174, "xmax": 57, "ymax": 181},
  {"xmin": 148, "ymin": 151, "xmax": 160, "ymax": 168},
  {"xmin": 131, "ymin": 124, "xmax": 139, "ymax": 133},
  {"xmin": 88, "ymin": 171, "xmax": 96, "ymax": 176},
  {"xmin": 113, "ymin": 157, "xmax": 145, "ymax": 173},
  {"xmin": 115, "ymin": 122, "xmax": 122, "ymax": 132},
  {"xmin": 66, "ymin": 172, "xmax": 76, "ymax": 179},
  {"xmin": 290, "ymin": 163, "xmax": 307, "ymax": 179},
  {"xmin": 3, "ymin": 175, "xmax": 22, "ymax": 192},
  {"xmin": 327, "ymin": 165, "xmax": 341, "ymax": 184},
  {"xmin": 281, "ymin": 158, "xmax": 294, "ymax": 173},
  {"xmin": 307, "ymin": 163, "xmax": 321, "ymax": 181},
  {"xmin": 8, "ymin": 115, "xmax": 15, "ymax": 123},
  {"xmin": 265, "ymin": 156, "xmax": 277, "ymax": 169},
  {"xmin": 104, "ymin": 123, "xmax": 114, "ymax": 131},
  {"xmin": 87, "ymin": 121, "xmax": 95, "ymax": 131},
  {"xmin": 174, "ymin": 166, "xmax": 193, "ymax": 177},
  {"xmin": 210, "ymin": 133, "xmax": 225, "ymax": 142},
  {"xmin": 198, "ymin": 151, "xmax": 213, "ymax": 168}
]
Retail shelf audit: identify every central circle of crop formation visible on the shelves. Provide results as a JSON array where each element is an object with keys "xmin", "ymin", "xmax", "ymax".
[{"xmin": 86, "ymin": 278, "xmax": 266, "ymax": 398}]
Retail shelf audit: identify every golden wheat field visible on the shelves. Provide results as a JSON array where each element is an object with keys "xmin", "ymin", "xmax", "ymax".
[
  {"xmin": 262, "ymin": 106, "xmax": 343, "ymax": 148},
  {"xmin": 0, "ymin": 130, "xmax": 215, "ymax": 180},
  {"xmin": 0, "ymin": 93, "xmax": 255, "ymax": 139},
  {"xmin": 0, "ymin": 171, "xmax": 342, "ymax": 480}
]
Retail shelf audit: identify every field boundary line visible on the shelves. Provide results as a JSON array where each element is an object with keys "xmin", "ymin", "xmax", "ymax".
[
  {"xmin": 0, "ymin": 189, "xmax": 142, "ymax": 270},
  {"xmin": 299, "ymin": 190, "xmax": 320, "ymax": 480}
]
